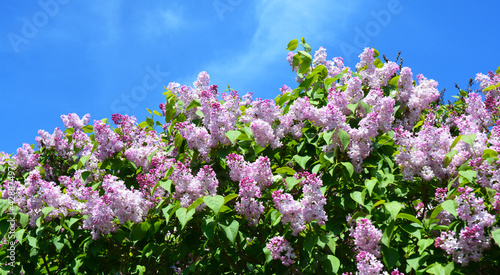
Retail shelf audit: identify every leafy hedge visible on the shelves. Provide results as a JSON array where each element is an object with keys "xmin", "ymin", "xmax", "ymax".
[{"xmin": 1, "ymin": 38, "xmax": 500, "ymax": 274}]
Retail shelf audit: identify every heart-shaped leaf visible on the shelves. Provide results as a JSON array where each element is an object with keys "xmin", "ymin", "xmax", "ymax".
[{"xmin": 203, "ymin": 195, "xmax": 224, "ymax": 215}]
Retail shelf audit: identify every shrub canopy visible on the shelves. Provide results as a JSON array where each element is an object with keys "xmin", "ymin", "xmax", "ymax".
[{"xmin": 1, "ymin": 38, "xmax": 500, "ymax": 274}]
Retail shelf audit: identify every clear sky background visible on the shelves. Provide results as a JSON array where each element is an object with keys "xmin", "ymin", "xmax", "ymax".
[{"xmin": 1, "ymin": 0, "xmax": 499, "ymax": 155}]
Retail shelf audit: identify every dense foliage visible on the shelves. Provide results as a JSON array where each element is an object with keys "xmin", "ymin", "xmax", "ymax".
[{"xmin": 1, "ymin": 38, "xmax": 500, "ymax": 274}]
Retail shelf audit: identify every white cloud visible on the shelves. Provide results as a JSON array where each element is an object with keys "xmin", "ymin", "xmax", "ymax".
[
  {"xmin": 137, "ymin": 6, "xmax": 185, "ymax": 39},
  {"xmin": 160, "ymin": 9, "xmax": 183, "ymax": 31},
  {"xmin": 88, "ymin": 1, "xmax": 123, "ymax": 45},
  {"xmin": 205, "ymin": 0, "xmax": 360, "ymax": 89}
]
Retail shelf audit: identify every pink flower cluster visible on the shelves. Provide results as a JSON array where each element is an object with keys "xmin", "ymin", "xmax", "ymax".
[
  {"xmin": 235, "ymin": 177, "xmax": 264, "ymax": 226},
  {"xmin": 13, "ymin": 143, "xmax": 39, "ymax": 171},
  {"xmin": 272, "ymin": 172, "xmax": 327, "ymax": 235},
  {"xmin": 355, "ymin": 251, "xmax": 384, "ymax": 275},
  {"xmin": 226, "ymin": 153, "xmax": 272, "ymax": 189},
  {"xmin": 266, "ymin": 236, "xmax": 296, "ymax": 266},
  {"xmin": 349, "ymin": 218, "xmax": 383, "ymax": 257},
  {"xmin": 435, "ymin": 186, "xmax": 495, "ymax": 266},
  {"xmin": 93, "ymin": 119, "xmax": 124, "ymax": 161},
  {"xmin": 171, "ymin": 162, "xmax": 219, "ymax": 209},
  {"xmin": 61, "ymin": 113, "xmax": 91, "ymax": 130},
  {"xmin": 5, "ymin": 170, "xmax": 75, "ymax": 227},
  {"xmin": 475, "ymin": 70, "xmax": 500, "ymax": 114},
  {"xmin": 348, "ymin": 218, "xmax": 388, "ymax": 275},
  {"xmin": 393, "ymin": 121, "xmax": 457, "ymax": 181}
]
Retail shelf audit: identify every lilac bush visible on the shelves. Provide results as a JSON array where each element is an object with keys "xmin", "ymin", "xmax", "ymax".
[{"xmin": 0, "ymin": 37, "xmax": 499, "ymax": 274}]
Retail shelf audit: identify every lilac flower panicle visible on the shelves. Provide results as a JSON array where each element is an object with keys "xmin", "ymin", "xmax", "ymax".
[
  {"xmin": 349, "ymin": 218, "xmax": 383, "ymax": 258},
  {"xmin": 272, "ymin": 190, "xmax": 305, "ymax": 235},
  {"xmin": 356, "ymin": 251, "xmax": 384, "ymax": 275},
  {"xmin": 235, "ymin": 177, "xmax": 264, "ymax": 226},
  {"xmin": 61, "ymin": 113, "xmax": 91, "ymax": 130},
  {"xmin": 266, "ymin": 236, "xmax": 296, "ymax": 266},
  {"xmin": 226, "ymin": 154, "xmax": 272, "ymax": 189},
  {"xmin": 172, "ymin": 162, "xmax": 219, "ymax": 209},
  {"xmin": 13, "ymin": 143, "xmax": 39, "ymax": 170},
  {"xmin": 436, "ymin": 186, "xmax": 495, "ymax": 265},
  {"xmin": 295, "ymin": 172, "xmax": 327, "ymax": 225},
  {"xmin": 93, "ymin": 120, "xmax": 124, "ymax": 161}
]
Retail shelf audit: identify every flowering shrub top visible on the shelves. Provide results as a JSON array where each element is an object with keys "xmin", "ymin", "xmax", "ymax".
[{"xmin": 1, "ymin": 37, "xmax": 500, "ymax": 274}]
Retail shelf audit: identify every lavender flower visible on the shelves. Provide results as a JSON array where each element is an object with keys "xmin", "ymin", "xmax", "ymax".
[{"xmin": 266, "ymin": 236, "xmax": 296, "ymax": 266}]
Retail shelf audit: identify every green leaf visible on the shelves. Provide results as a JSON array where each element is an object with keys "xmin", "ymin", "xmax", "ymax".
[
  {"xmin": 350, "ymin": 191, "xmax": 365, "ymax": 206},
  {"xmin": 444, "ymin": 261, "xmax": 454, "ymax": 275},
  {"xmin": 443, "ymin": 150, "xmax": 457, "ymax": 168},
  {"xmin": 429, "ymin": 204, "xmax": 444, "ymax": 222},
  {"xmin": 224, "ymin": 194, "xmax": 238, "ymax": 204},
  {"xmin": 293, "ymin": 155, "xmax": 311, "ymax": 170},
  {"xmin": 82, "ymin": 125, "xmax": 93, "ymax": 133},
  {"xmin": 441, "ymin": 200, "xmax": 458, "ymax": 218},
  {"xmin": 495, "ymin": 66, "xmax": 500, "ymax": 75},
  {"xmin": 323, "ymin": 255, "xmax": 340, "ymax": 273},
  {"xmin": 461, "ymin": 134, "xmax": 476, "ymax": 147},
  {"xmin": 483, "ymin": 82, "xmax": 500, "ymax": 92},
  {"xmin": 203, "ymin": 195, "xmax": 224, "ymax": 215},
  {"xmin": 406, "ymin": 253, "xmax": 420, "ymax": 271},
  {"xmin": 132, "ymin": 221, "xmax": 151, "ymax": 241},
  {"xmin": 135, "ymin": 265, "xmax": 146, "ymax": 275},
  {"xmin": 27, "ymin": 236, "xmax": 38, "ymax": 248},
  {"xmin": 304, "ymin": 234, "xmax": 318, "ymax": 254},
  {"xmin": 401, "ymin": 223, "xmax": 422, "ymax": 240},
  {"xmin": 19, "ymin": 213, "xmax": 29, "ymax": 228},
  {"xmin": 425, "ymin": 263, "xmax": 444, "ymax": 275},
  {"xmin": 147, "ymin": 149, "xmax": 158, "ymax": 165},
  {"xmin": 385, "ymin": 201, "xmax": 402, "ymax": 221},
  {"xmin": 322, "ymin": 130, "xmax": 335, "ymax": 145},
  {"xmin": 298, "ymin": 61, "xmax": 311, "ymax": 74},
  {"xmin": 221, "ymin": 220, "xmax": 239, "ymax": 244},
  {"xmin": 412, "ymin": 120, "xmax": 424, "ymax": 131},
  {"xmin": 371, "ymin": 200, "xmax": 386, "ymax": 210},
  {"xmin": 381, "ymin": 245, "xmax": 399, "ymax": 269},
  {"xmin": 396, "ymin": 213, "xmax": 423, "ymax": 226},
  {"xmin": 418, "ymin": 238, "xmax": 434, "ymax": 254},
  {"xmin": 341, "ymin": 162, "xmax": 354, "ymax": 177},
  {"xmin": 275, "ymin": 167, "xmax": 296, "ymax": 175},
  {"xmin": 339, "ymin": 129, "xmax": 350, "ymax": 151},
  {"xmin": 42, "ymin": 206, "xmax": 55, "ymax": 217},
  {"xmin": 186, "ymin": 99, "xmax": 201, "ymax": 110},
  {"xmin": 450, "ymin": 135, "xmax": 462, "ymax": 150},
  {"xmin": 458, "ymin": 170, "xmax": 476, "ymax": 183},
  {"xmin": 225, "ymin": 130, "xmax": 241, "ymax": 144},
  {"xmin": 388, "ymin": 75, "xmax": 400, "ymax": 86},
  {"xmin": 201, "ymin": 217, "xmax": 216, "ymax": 241},
  {"xmin": 175, "ymin": 208, "xmax": 195, "ymax": 230},
  {"xmin": 78, "ymin": 155, "xmax": 91, "ymax": 169},
  {"xmin": 14, "ymin": 229, "xmax": 25, "ymax": 243},
  {"xmin": 491, "ymin": 228, "xmax": 500, "ymax": 247},
  {"xmin": 297, "ymin": 50, "xmax": 312, "ymax": 63},
  {"xmin": 483, "ymin": 148, "xmax": 498, "ymax": 159},
  {"xmin": 284, "ymin": 177, "xmax": 298, "ymax": 191},
  {"xmin": 53, "ymin": 236, "xmax": 64, "ymax": 252},
  {"xmin": 364, "ymin": 178, "xmax": 377, "ymax": 196},
  {"xmin": 263, "ymin": 247, "xmax": 273, "ymax": 263},
  {"xmin": 162, "ymin": 203, "xmax": 179, "ymax": 225},
  {"xmin": 156, "ymin": 179, "xmax": 172, "ymax": 195},
  {"xmin": 286, "ymin": 39, "xmax": 298, "ymax": 51},
  {"xmin": 187, "ymin": 197, "xmax": 204, "ymax": 212}
]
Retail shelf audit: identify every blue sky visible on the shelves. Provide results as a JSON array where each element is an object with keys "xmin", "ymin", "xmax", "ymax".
[{"xmin": 1, "ymin": 0, "xmax": 499, "ymax": 155}]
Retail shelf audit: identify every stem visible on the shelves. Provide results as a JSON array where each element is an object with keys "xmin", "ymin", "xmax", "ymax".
[{"xmin": 41, "ymin": 253, "xmax": 52, "ymax": 275}]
